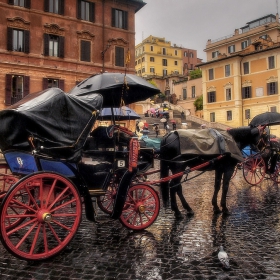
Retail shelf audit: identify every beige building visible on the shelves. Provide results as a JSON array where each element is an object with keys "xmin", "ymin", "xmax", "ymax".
[{"xmin": 199, "ymin": 13, "xmax": 280, "ymax": 135}]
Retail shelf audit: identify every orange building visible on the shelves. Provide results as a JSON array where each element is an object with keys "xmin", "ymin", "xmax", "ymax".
[{"xmin": 0, "ymin": 0, "xmax": 145, "ymax": 109}]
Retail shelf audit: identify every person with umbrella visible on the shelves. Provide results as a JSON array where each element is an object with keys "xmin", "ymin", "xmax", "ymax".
[{"xmin": 153, "ymin": 123, "xmax": 159, "ymax": 137}]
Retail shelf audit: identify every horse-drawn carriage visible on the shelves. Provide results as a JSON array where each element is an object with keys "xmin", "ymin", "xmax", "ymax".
[{"xmin": 0, "ymin": 72, "xmax": 278, "ymax": 262}]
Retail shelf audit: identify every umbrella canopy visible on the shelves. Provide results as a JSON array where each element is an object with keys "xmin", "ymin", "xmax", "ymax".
[
  {"xmin": 69, "ymin": 73, "xmax": 160, "ymax": 107},
  {"xmin": 249, "ymin": 112, "xmax": 280, "ymax": 127},
  {"xmin": 150, "ymin": 108, "xmax": 155, "ymax": 113},
  {"xmin": 99, "ymin": 106, "xmax": 140, "ymax": 120},
  {"xmin": 160, "ymin": 118, "xmax": 167, "ymax": 123}
]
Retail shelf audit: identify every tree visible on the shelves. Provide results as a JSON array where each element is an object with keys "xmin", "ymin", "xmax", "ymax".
[
  {"xmin": 189, "ymin": 69, "xmax": 202, "ymax": 80},
  {"xmin": 194, "ymin": 95, "xmax": 203, "ymax": 111}
]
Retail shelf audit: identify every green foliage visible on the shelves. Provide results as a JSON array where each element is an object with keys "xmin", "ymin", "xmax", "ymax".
[
  {"xmin": 189, "ymin": 69, "xmax": 202, "ymax": 80},
  {"xmin": 194, "ymin": 95, "xmax": 203, "ymax": 111}
]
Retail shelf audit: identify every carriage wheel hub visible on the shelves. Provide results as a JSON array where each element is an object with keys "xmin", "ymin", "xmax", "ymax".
[
  {"xmin": 138, "ymin": 205, "xmax": 146, "ymax": 213},
  {"xmin": 37, "ymin": 210, "xmax": 52, "ymax": 223},
  {"xmin": 43, "ymin": 213, "xmax": 52, "ymax": 222}
]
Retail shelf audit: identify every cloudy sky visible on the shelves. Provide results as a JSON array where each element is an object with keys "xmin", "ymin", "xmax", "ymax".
[{"xmin": 135, "ymin": 0, "xmax": 279, "ymax": 61}]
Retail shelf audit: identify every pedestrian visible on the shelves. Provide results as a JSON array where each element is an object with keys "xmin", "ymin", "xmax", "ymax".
[
  {"xmin": 181, "ymin": 111, "xmax": 185, "ymax": 120},
  {"xmin": 172, "ymin": 122, "xmax": 176, "ymax": 130},
  {"xmin": 154, "ymin": 124, "xmax": 159, "ymax": 137}
]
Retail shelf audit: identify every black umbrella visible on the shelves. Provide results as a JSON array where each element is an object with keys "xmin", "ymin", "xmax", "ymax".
[
  {"xmin": 69, "ymin": 73, "xmax": 160, "ymax": 107},
  {"xmin": 99, "ymin": 106, "xmax": 140, "ymax": 120},
  {"xmin": 249, "ymin": 112, "xmax": 280, "ymax": 127}
]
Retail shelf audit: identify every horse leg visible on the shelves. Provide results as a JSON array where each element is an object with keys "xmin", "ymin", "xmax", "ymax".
[
  {"xmin": 212, "ymin": 169, "xmax": 223, "ymax": 214},
  {"xmin": 220, "ymin": 164, "xmax": 235, "ymax": 215},
  {"xmin": 160, "ymin": 159, "xmax": 170, "ymax": 208},
  {"xmin": 170, "ymin": 184, "xmax": 182, "ymax": 219},
  {"xmin": 170, "ymin": 174, "xmax": 194, "ymax": 216}
]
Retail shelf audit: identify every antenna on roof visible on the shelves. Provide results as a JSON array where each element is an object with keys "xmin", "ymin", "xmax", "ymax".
[{"xmin": 277, "ymin": 0, "xmax": 279, "ymax": 14}]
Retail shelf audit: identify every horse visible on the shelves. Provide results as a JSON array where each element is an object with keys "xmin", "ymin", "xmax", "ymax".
[{"xmin": 160, "ymin": 126, "xmax": 266, "ymax": 219}]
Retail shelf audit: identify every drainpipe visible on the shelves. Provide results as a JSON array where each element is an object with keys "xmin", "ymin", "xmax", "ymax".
[
  {"xmin": 239, "ymin": 55, "xmax": 244, "ymax": 125},
  {"xmin": 102, "ymin": 0, "xmax": 105, "ymax": 72}
]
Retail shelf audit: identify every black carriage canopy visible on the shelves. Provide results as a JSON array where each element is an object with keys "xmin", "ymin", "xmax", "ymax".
[
  {"xmin": 69, "ymin": 73, "xmax": 160, "ymax": 107},
  {"xmin": 249, "ymin": 112, "xmax": 280, "ymax": 127},
  {"xmin": 0, "ymin": 88, "xmax": 103, "ymax": 161}
]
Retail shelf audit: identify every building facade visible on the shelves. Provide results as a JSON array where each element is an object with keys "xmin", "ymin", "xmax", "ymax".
[
  {"xmin": 0, "ymin": 0, "xmax": 145, "ymax": 109},
  {"xmin": 198, "ymin": 14, "xmax": 280, "ymax": 135}
]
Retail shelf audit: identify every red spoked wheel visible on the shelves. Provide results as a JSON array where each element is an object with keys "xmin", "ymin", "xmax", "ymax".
[
  {"xmin": 97, "ymin": 183, "xmax": 117, "ymax": 214},
  {"xmin": 231, "ymin": 162, "xmax": 243, "ymax": 179},
  {"xmin": 0, "ymin": 164, "xmax": 19, "ymax": 200},
  {"xmin": 0, "ymin": 172, "xmax": 82, "ymax": 261},
  {"xmin": 243, "ymin": 156, "xmax": 266, "ymax": 185},
  {"xmin": 119, "ymin": 184, "xmax": 160, "ymax": 230},
  {"xmin": 270, "ymin": 161, "xmax": 280, "ymax": 183}
]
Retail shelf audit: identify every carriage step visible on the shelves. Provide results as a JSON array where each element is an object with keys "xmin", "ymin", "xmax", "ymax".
[{"xmin": 88, "ymin": 189, "xmax": 107, "ymax": 196}]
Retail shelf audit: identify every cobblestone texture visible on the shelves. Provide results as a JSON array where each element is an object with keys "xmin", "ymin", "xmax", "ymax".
[{"xmin": 1, "ymin": 164, "xmax": 280, "ymax": 279}]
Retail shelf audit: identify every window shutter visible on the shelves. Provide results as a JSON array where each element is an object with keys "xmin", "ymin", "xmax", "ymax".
[
  {"xmin": 77, "ymin": 0, "xmax": 81, "ymax": 19},
  {"xmin": 7, "ymin": 27, "xmax": 13, "ymax": 51},
  {"xmin": 59, "ymin": 79, "xmax": 65, "ymax": 91},
  {"xmin": 59, "ymin": 0, "xmax": 64, "ymax": 15},
  {"xmin": 5, "ymin": 74, "xmax": 12, "ymax": 106},
  {"xmin": 123, "ymin": 11, "xmax": 128, "ymax": 29},
  {"xmin": 44, "ymin": 0, "xmax": 49, "ymax": 12},
  {"xmin": 59, "ymin": 36, "xmax": 64, "ymax": 58},
  {"xmin": 89, "ymin": 2, "xmax": 95, "ymax": 22},
  {"xmin": 25, "ymin": 0, "xmax": 31, "ymax": 8},
  {"xmin": 276, "ymin": 82, "xmax": 278, "ymax": 94},
  {"xmin": 81, "ymin": 40, "xmax": 91, "ymax": 62},
  {"xmin": 44, "ymin": 34, "xmax": 49, "ymax": 56},
  {"xmin": 23, "ymin": 76, "xmax": 30, "ymax": 97},
  {"xmin": 207, "ymin": 92, "xmax": 210, "ymax": 103},
  {"xmin": 8, "ymin": 0, "xmax": 13, "ymax": 5},
  {"xmin": 24, "ymin": 30, "xmax": 30, "ymax": 53},
  {"xmin": 214, "ymin": 91, "xmax": 216, "ymax": 102},
  {"xmin": 242, "ymin": 87, "xmax": 245, "ymax": 98},
  {"xmin": 112, "ymin": 8, "xmax": 115, "ymax": 27},
  {"xmin": 43, "ymin": 78, "xmax": 48, "ymax": 89},
  {"xmin": 267, "ymin": 83, "xmax": 270, "ymax": 95},
  {"xmin": 248, "ymin": 86, "xmax": 252, "ymax": 98}
]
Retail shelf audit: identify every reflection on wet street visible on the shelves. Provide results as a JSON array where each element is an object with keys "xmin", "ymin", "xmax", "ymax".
[{"xmin": 1, "ymin": 166, "xmax": 280, "ymax": 279}]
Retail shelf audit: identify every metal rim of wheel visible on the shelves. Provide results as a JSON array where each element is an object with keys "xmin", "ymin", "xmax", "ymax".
[
  {"xmin": 97, "ymin": 184, "xmax": 117, "ymax": 214},
  {"xmin": 0, "ymin": 172, "xmax": 82, "ymax": 261},
  {"xmin": 243, "ymin": 156, "xmax": 266, "ymax": 185},
  {"xmin": 119, "ymin": 184, "xmax": 160, "ymax": 230}
]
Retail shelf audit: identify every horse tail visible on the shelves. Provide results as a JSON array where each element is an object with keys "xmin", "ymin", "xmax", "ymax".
[{"xmin": 160, "ymin": 131, "xmax": 180, "ymax": 208}]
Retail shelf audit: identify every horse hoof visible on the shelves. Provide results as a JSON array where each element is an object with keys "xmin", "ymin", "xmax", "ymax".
[
  {"xmin": 213, "ymin": 208, "xmax": 222, "ymax": 214},
  {"xmin": 174, "ymin": 212, "xmax": 183, "ymax": 219},
  {"xmin": 187, "ymin": 210, "xmax": 194, "ymax": 216}
]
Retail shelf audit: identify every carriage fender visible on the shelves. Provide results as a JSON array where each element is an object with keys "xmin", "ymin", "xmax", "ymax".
[{"xmin": 110, "ymin": 169, "xmax": 137, "ymax": 219}]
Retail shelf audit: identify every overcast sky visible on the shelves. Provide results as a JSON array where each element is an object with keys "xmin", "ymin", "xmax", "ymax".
[{"xmin": 135, "ymin": 0, "xmax": 279, "ymax": 61}]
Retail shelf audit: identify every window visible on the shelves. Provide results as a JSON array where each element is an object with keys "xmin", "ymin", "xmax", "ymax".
[
  {"xmin": 78, "ymin": 0, "xmax": 95, "ymax": 22},
  {"xmin": 228, "ymin": 45, "xmax": 235, "ymax": 53},
  {"xmin": 163, "ymin": 69, "xmax": 167, "ymax": 76},
  {"xmin": 271, "ymin": 106, "xmax": 277, "ymax": 112},
  {"xmin": 210, "ymin": 112, "xmax": 215, "ymax": 122},
  {"xmin": 8, "ymin": 0, "xmax": 30, "ymax": 8},
  {"xmin": 142, "ymin": 57, "xmax": 145, "ymax": 62},
  {"xmin": 268, "ymin": 56, "xmax": 275, "ymax": 69},
  {"xmin": 174, "ymin": 61, "xmax": 178, "ymax": 66},
  {"xmin": 175, "ymin": 50, "xmax": 178, "ymax": 55},
  {"xmin": 142, "ymin": 68, "xmax": 145, "ymax": 73},
  {"xmin": 209, "ymin": 68, "xmax": 214, "ymax": 80},
  {"xmin": 150, "ymin": 57, "xmax": 155, "ymax": 62},
  {"xmin": 184, "ymin": 51, "xmax": 188, "ymax": 57},
  {"xmin": 162, "ymin": 59, "xmax": 167, "ymax": 66},
  {"xmin": 162, "ymin": 48, "xmax": 166, "ymax": 55},
  {"xmin": 245, "ymin": 109, "xmax": 250, "ymax": 119},
  {"xmin": 115, "ymin": 46, "xmax": 124, "ymax": 67},
  {"xmin": 241, "ymin": 40, "xmax": 248, "ymax": 49},
  {"xmin": 135, "ymin": 61, "xmax": 137, "ymax": 66},
  {"xmin": 7, "ymin": 28, "xmax": 30, "ymax": 53},
  {"xmin": 43, "ymin": 78, "xmax": 64, "ymax": 90},
  {"xmin": 44, "ymin": 0, "xmax": 64, "ymax": 15},
  {"xmin": 208, "ymin": 91, "xmax": 216, "ymax": 103},
  {"xmin": 44, "ymin": 34, "xmax": 64, "ymax": 58},
  {"xmin": 138, "ymin": 59, "xmax": 140, "ymax": 64},
  {"xmin": 227, "ymin": 111, "xmax": 232, "ymax": 121},
  {"xmin": 242, "ymin": 86, "xmax": 252, "ymax": 98},
  {"xmin": 191, "ymin": 86, "xmax": 195, "ymax": 98},
  {"xmin": 212, "ymin": 51, "xmax": 218, "ymax": 58},
  {"xmin": 190, "ymin": 52, "xmax": 193, "ymax": 58},
  {"xmin": 226, "ymin": 88, "xmax": 232, "ymax": 101},
  {"xmin": 112, "ymin": 8, "xmax": 127, "ymax": 29},
  {"xmin": 150, "ymin": 46, "xmax": 153, "ymax": 51},
  {"xmin": 5, "ymin": 74, "xmax": 29, "ymax": 105},
  {"xmin": 225, "ymin": 64, "xmax": 230, "ymax": 77},
  {"xmin": 267, "ymin": 82, "xmax": 278, "ymax": 95},
  {"xmin": 183, "ymin": 88, "xmax": 187, "ymax": 100},
  {"xmin": 243, "ymin": 62, "xmax": 249, "ymax": 74},
  {"xmin": 150, "ymin": 67, "xmax": 155, "ymax": 73},
  {"xmin": 80, "ymin": 40, "xmax": 91, "ymax": 62}
]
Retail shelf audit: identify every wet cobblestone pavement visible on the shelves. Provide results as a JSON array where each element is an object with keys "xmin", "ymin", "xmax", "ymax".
[{"xmin": 1, "ymin": 166, "xmax": 280, "ymax": 279}]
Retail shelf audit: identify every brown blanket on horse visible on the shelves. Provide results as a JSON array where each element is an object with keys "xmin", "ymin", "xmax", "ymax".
[{"xmin": 177, "ymin": 128, "xmax": 244, "ymax": 161}]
